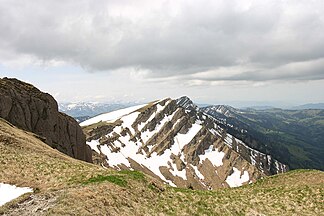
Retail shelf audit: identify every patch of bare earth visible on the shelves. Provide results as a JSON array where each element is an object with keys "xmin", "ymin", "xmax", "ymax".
[{"xmin": 2, "ymin": 191, "xmax": 60, "ymax": 216}]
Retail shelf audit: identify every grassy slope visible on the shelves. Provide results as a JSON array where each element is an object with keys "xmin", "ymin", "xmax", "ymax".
[{"xmin": 0, "ymin": 118, "xmax": 323, "ymax": 215}]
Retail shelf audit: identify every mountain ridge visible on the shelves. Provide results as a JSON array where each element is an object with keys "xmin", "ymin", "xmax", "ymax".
[
  {"xmin": 200, "ymin": 104, "xmax": 324, "ymax": 170},
  {"xmin": 59, "ymin": 102, "xmax": 133, "ymax": 118},
  {"xmin": 82, "ymin": 97, "xmax": 287, "ymax": 190},
  {"xmin": 291, "ymin": 103, "xmax": 324, "ymax": 110}
]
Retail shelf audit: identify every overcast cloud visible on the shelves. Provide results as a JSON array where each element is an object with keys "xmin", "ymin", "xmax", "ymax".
[{"xmin": 0, "ymin": 0, "xmax": 324, "ymax": 85}]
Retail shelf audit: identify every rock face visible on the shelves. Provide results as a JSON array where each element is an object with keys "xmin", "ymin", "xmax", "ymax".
[
  {"xmin": 0, "ymin": 77, "xmax": 92, "ymax": 163},
  {"xmin": 82, "ymin": 97, "xmax": 288, "ymax": 190}
]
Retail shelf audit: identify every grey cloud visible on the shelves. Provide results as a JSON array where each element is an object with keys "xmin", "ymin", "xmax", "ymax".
[
  {"xmin": 235, "ymin": 59, "xmax": 324, "ymax": 81},
  {"xmin": 188, "ymin": 58, "xmax": 324, "ymax": 82},
  {"xmin": 0, "ymin": 0, "xmax": 324, "ymax": 83}
]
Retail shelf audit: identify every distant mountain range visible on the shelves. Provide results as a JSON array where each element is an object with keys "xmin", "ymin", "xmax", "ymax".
[
  {"xmin": 241, "ymin": 106, "xmax": 275, "ymax": 110},
  {"xmin": 59, "ymin": 102, "xmax": 324, "ymax": 122},
  {"xmin": 201, "ymin": 105, "xmax": 324, "ymax": 171},
  {"xmin": 58, "ymin": 102, "xmax": 137, "ymax": 122},
  {"xmin": 291, "ymin": 103, "xmax": 324, "ymax": 110},
  {"xmin": 242, "ymin": 103, "xmax": 324, "ymax": 110}
]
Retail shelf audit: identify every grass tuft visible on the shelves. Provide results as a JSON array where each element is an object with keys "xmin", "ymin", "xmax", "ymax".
[
  {"xmin": 119, "ymin": 170, "xmax": 146, "ymax": 181},
  {"xmin": 83, "ymin": 175, "xmax": 128, "ymax": 187}
]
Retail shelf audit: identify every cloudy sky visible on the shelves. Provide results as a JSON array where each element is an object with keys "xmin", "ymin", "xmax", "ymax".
[{"xmin": 0, "ymin": 0, "xmax": 324, "ymax": 106}]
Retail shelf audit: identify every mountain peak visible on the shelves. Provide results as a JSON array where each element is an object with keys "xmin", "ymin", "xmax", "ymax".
[
  {"xmin": 202, "ymin": 105, "xmax": 238, "ymax": 117},
  {"xmin": 176, "ymin": 96, "xmax": 198, "ymax": 111}
]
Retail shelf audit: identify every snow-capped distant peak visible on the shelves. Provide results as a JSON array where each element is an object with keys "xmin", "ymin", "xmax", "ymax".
[{"xmin": 80, "ymin": 103, "xmax": 148, "ymax": 126}]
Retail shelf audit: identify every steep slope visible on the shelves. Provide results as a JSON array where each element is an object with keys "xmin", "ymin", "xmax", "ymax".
[
  {"xmin": 0, "ymin": 77, "xmax": 92, "ymax": 162},
  {"xmin": 200, "ymin": 104, "xmax": 324, "ymax": 170},
  {"xmin": 82, "ymin": 97, "xmax": 287, "ymax": 190},
  {"xmin": 1, "ymin": 117, "xmax": 323, "ymax": 215},
  {"xmin": 0, "ymin": 117, "xmax": 163, "ymax": 215}
]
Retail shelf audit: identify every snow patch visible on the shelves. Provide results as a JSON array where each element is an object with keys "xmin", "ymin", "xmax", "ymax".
[
  {"xmin": 250, "ymin": 154, "xmax": 256, "ymax": 166},
  {"xmin": 80, "ymin": 104, "xmax": 146, "ymax": 126},
  {"xmin": 169, "ymin": 163, "xmax": 187, "ymax": 180},
  {"xmin": 100, "ymin": 143, "xmax": 131, "ymax": 168},
  {"xmin": 165, "ymin": 180, "xmax": 177, "ymax": 187},
  {"xmin": 174, "ymin": 123, "xmax": 202, "ymax": 150},
  {"xmin": 225, "ymin": 167, "xmax": 249, "ymax": 187},
  {"xmin": 208, "ymin": 128, "xmax": 221, "ymax": 137},
  {"xmin": 67, "ymin": 103, "xmax": 77, "ymax": 109},
  {"xmin": 267, "ymin": 155, "xmax": 272, "ymax": 166},
  {"xmin": 86, "ymin": 139, "xmax": 100, "ymax": 154},
  {"xmin": 141, "ymin": 110, "xmax": 178, "ymax": 143},
  {"xmin": 191, "ymin": 165, "xmax": 205, "ymax": 179},
  {"xmin": 224, "ymin": 134, "xmax": 233, "ymax": 147},
  {"xmin": 199, "ymin": 145, "xmax": 225, "ymax": 167},
  {"xmin": 138, "ymin": 100, "xmax": 170, "ymax": 131},
  {"xmin": 120, "ymin": 111, "xmax": 141, "ymax": 135},
  {"xmin": 0, "ymin": 183, "xmax": 33, "ymax": 206}
]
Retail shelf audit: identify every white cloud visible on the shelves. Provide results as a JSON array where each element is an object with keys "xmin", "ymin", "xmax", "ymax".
[{"xmin": 0, "ymin": 0, "xmax": 323, "ymax": 86}]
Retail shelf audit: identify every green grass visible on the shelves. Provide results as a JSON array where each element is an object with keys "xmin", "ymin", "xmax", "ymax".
[
  {"xmin": 81, "ymin": 170, "xmax": 145, "ymax": 187},
  {"xmin": 81, "ymin": 170, "xmax": 146, "ymax": 187},
  {"xmin": 83, "ymin": 174, "xmax": 128, "ymax": 187},
  {"xmin": 119, "ymin": 170, "xmax": 146, "ymax": 181}
]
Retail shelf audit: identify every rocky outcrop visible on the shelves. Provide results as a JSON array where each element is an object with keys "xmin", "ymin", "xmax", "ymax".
[
  {"xmin": 0, "ymin": 77, "xmax": 92, "ymax": 163},
  {"xmin": 175, "ymin": 96, "xmax": 199, "ymax": 111}
]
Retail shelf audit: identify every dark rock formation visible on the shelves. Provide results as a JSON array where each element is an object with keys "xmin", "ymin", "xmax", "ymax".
[{"xmin": 0, "ymin": 77, "xmax": 92, "ymax": 163}]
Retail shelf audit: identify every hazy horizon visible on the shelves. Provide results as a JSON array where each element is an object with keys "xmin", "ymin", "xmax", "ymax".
[{"xmin": 1, "ymin": 0, "xmax": 324, "ymax": 106}]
